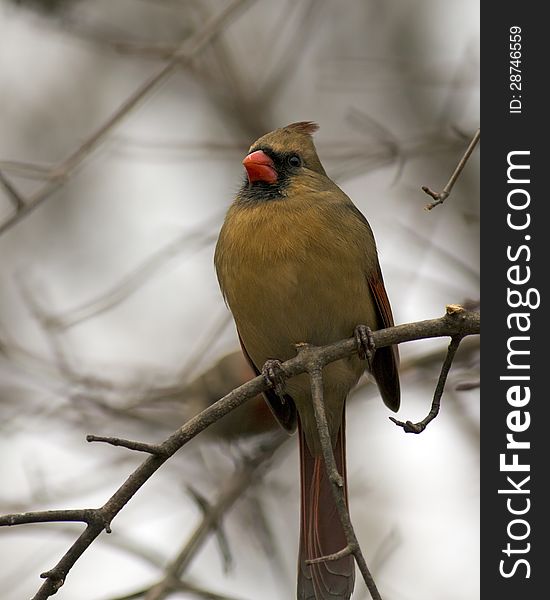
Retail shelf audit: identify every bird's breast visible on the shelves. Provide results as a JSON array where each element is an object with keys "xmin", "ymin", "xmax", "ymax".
[{"xmin": 215, "ymin": 200, "xmax": 378, "ymax": 371}]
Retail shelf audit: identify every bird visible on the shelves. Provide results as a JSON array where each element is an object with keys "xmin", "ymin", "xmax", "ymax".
[{"xmin": 214, "ymin": 121, "xmax": 400, "ymax": 600}]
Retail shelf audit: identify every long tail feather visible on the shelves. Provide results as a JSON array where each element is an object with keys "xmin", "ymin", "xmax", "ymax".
[{"xmin": 297, "ymin": 415, "xmax": 355, "ymax": 599}]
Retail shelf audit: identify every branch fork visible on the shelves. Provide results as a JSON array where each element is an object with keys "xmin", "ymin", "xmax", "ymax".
[{"xmin": 423, "ymin": 128, "xmax": 480, "ymax": 210}]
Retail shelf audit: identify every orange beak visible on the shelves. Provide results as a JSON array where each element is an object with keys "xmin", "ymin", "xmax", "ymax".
[{"xmin": 242, "ymin": 150, "xmax": 277, "ymax": 184}]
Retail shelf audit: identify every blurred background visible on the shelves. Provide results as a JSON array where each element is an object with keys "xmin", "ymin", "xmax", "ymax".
[{"xmin": 0, "ymin": 1, "xmax": 479, "ymax": 599}]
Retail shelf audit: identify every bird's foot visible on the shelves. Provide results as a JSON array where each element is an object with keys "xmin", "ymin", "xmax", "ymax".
[
  {"xmin": 262, "ymin": 359, "xmax": 287, "ymax": 400},
  {"xmin": 354, "ymin": 324, "xmax": 376, "ymax": 370}
]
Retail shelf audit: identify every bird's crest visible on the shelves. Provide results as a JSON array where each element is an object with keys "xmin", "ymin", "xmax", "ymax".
[{"xmin": 283, "ymin": 121, "xmax": 319, "ymax": 136}]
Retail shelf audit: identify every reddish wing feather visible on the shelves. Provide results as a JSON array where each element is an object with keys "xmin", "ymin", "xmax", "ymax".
[
  {"xmin": 368, "ymin": 268, "xmax": 396, "ymax": 334},
  {"xmin": 367, "ymin": 269, "xmax": 401, "ymax": 411}
]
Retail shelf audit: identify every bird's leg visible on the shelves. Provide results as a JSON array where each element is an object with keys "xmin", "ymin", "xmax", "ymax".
[
  {"xmin": 354, "ymin": 324, "xmax": 376, "ymax": 371},
  {"xmin": 262, "ymin": 359, "xmax": 287, "ymax": 401}
]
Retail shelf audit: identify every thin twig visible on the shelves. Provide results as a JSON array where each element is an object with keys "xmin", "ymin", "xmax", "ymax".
[
  {"xmin": 455, "ymin": 379, "xmax": 480, "ymax": 391},
  {"xmin": 423, "ymin": 128, "xmax": 480, "ymax": 210},
  {"xmin": 0, "ymin": 0, "xmax": 254, "ymax": 238},
  {"xmin": 0, "ymin": 169, "xmax": 25, "ymax": 210},
  {"xmin": 306, "ymin": 546, "xmax": 354, "ymax": 565},
  {"xmin": 0, "ymin": 509, "xmax": 97, "ymax": 527},
  {"xmin": 186, "ymin": 484, "xmax": 233, "ymax": 572},
  {"xmin": 15, "ymin": 273, "xmax": 77, "ymax": 380},
  {"xmin": 390, "ymin": 333, "xmax": 463, "ymax": 433},
  {"xmin": 255, "ymin": 0, "xmax": 319, "ymax": 105},
  {"xmin": 0, "ymin": 160, "xmax": 52, "ymax": 180},
  {"xmin": 86, "ymin": 435, "xmax": 166, "ymax": 455}
]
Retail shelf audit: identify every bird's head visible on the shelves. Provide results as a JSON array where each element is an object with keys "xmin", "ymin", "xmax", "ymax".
[{"xmin": 239, "ymin": 122, "xmax": 327, "ymax": 202}]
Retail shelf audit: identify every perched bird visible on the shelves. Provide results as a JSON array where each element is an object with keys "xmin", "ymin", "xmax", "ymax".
[{"xmin": 214, "ymin": 122, "xmax": 400, "ymax": 600}]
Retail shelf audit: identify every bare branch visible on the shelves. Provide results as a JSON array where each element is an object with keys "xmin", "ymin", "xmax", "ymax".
[
  {"xmin": 0, "ymin": 307, "xmax": 479, "ymax": 599},
  {"xmin": 255, "ymin": 0, "xmax": 320, "ymax": 105},
  {"xmin": 455, "ymin": 379, "xmax": 480, "ymax": 391},
  {"xmin": 0, "ymin": 160, "xmax": 52, "ymax": 180},
  {"xmin": 0, "ymin": 169, "xmax": 25, "ymax": 210},
  {"xmin": 185, "ymin": 484, "xmax": 233, "ymax": 572},
  {"xmin": 0, "ymin": 509, "xmax": 96, "ymax": 527},
  {"xmin": 423, "ymin": 128, "xmax": 480, "ymax": 209},
  {"xmin": 390, "ymin": 333, "xmax": 463, "ymax": 433},
  {"xmin": 86, "ymin": 435, "xmax": 166, "ymax": 455}
]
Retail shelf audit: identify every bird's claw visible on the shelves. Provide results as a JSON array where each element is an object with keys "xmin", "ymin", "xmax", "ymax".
[
  {"xmin": 262, "ymin": 359, "xmax": 287, "ymax": 400},
  {"xmin": 354, "ymin": 324, "xmax": 376, "ymax": 370}
]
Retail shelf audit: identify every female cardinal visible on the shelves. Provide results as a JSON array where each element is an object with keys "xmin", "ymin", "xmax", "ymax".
[{"xmin": 214, "ymin": 122, "xmax": 400, "ymax": 599}]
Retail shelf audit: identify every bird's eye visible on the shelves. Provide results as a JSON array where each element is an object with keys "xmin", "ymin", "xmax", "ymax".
[{"xmin": 287, "ymin": 155, "xmax": 302, "ymax": 168}]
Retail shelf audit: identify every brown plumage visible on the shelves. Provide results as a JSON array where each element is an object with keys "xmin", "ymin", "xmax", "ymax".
[{"xmin": 214, "ymin": 122, "xmax": 400, "ymax": 600}]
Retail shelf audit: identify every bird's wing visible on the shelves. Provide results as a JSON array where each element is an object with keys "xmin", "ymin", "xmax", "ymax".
[
  {"xmin": 237, "ymin": 331, "xmax": 298, "ymax": 432},
  {"xmin": 367, "ymin": 267, "xmax": 401, "ymax": 412},
  {"xmin": 342, "ymin": 199, "xmax": 401, "ymax": 412}
]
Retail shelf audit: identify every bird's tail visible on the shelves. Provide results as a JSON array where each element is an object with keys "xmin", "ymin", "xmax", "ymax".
[{"xmin": 297, "ymin": 415, "xmax": 355, "ymax": 599}]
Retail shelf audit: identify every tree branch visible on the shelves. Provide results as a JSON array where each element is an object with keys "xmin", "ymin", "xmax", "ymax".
[
  {"xmin": 0, "ymin": 509, "xmax": 97, "ymax": 527},
  {"xmin": 0, "ymin": 306, "xmax": 479, "ymax": 599},
  {"xmin": 390, "ymin": 333, "xmax": 463, "ymax": 433},
  {"xmin": 86, "ymin": 435, "xmax": 166, "ymax": 455},
  {"xmin": 0, "ymin": 169, "xmax": 25, "ymax": 210},
  {"xmin": 423, "ymin": 128, "xmax": 480, "ymax": 210}
]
